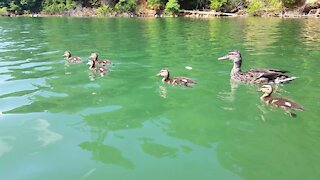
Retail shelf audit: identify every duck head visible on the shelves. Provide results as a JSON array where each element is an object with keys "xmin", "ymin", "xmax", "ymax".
[
  {"xmin": 89, "ymin": 52, "xmax": 98, "ymax": 60},
  {"xmin": 218, "ymin": 49, "xmax": 242, "ymax": 66},
  {"xmin": 63, "ymin": 50, "xmax": 71, "ymax": 58},
  {"xmin": 258, "ymin": 84, "xmax": 273, "ymax": 96},
  {"xmin": 157, "ymin": 68, "xmax": 170, "ymax": 78}
]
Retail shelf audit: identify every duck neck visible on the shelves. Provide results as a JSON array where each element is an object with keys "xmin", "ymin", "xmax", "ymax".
[
  {"xmin": 162, "ymin": 73, "xmax": 170, "ymax": 82},
  {"xmin": 89, "ymin": 62, "xmax": 95, "ymax": 69},
  {"xmin": 231, "ymin": 59, "xmax": 242, "ymax": 76},
  {"xmin": 260, "ymin": 92, "xmax": 271, "ymax": 101}
]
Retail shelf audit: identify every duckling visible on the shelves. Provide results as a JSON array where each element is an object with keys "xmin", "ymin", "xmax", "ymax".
[
  {"xmin": 218, "ymin": 50, "xmax": 297, "ymax": 84},
  {"xmin": 157, "ymin": 68, "xmax": 196, "ymax": 87},
  {"xmin": 258, "ymin": 84, "xmax": 304, "ymax": 117},
  {"xmin": 89, "ymin": 52, "xmax": 112, "ymax": 66},
  {"xmin": 87, "ymin": 59, "xmax": 108, "ymax": 77},
  {"xmin": 63, "ymin": 50, "xmax": 81, "ymax": 63}
]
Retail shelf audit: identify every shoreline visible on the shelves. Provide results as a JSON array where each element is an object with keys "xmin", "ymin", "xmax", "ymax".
[{"xmin": 1, "ymin": 9, "xmax": 319, "ymax": 19}]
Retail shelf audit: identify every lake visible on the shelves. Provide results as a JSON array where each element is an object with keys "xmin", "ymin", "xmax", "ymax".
[{"xmin": 0, "ymin": 16, "xmax": 320, "ymax": 180}]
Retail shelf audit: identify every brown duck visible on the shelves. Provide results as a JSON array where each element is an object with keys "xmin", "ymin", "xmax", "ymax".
[
  {"xmin": 157, "ymin": 68, "xmax": 196, "ymax": 87},
  {"xmin": 89, "ymin": 52, "xmax": 112, "ymax": 66},
  {"xmin": 63, "ymin": 50, "xmax": 81, "ymax": 63},
  {"xmin": 87, "ymin": 59, "xmax": 108, "ymax": 77},
  {"xmin": 218, "ymin": 50, "xmax": 297, "ymax": 84},
  {"xmin": 259, "ymin": 84, "xmax": 304, "ymax": 117}
]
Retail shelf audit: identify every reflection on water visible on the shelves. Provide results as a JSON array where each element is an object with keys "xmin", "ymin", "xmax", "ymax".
[
  {"xmin": 80, "ymin": 141, "xmax": 135, "ymax": 169},
  {"xmin": 33, "ymin": 119, "xmax": 63, "ymax": 147},
  {"xmin": 0, "ymin": 17, "xmax": 320, "ymax": 179},
  {"xmin": 0, "ymin": 136, "xmax": 14, "ymax": 157}
]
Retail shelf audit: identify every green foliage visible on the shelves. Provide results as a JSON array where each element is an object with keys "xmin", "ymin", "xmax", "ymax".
[
  {"xmin": 42, "ymin": 0, "xmax": 66, "ymax": 14},
  {"xmin": 0, "ymin": 7, "xmax": 8, "ymax": 15},
  {"xmin": 66, "ymin": 0, "xmax": 77, "ymax": 10},
  {"xmin": 268, "ymin": 0, "xmax": 282, "ymax": 10},
  {"xmin": 247, "ymin": 0, "xmax": 264, "ymax": 14},
  {"xmin": 165, "ymin": 0, "xmax": 180, "ymax": 14},
  {"xmin": 9, "ymin": 1, "xmax": 22, "ymax": 12},
  {"xmin": 115, "ymin": 0, "xmax": 138, "ymax": 13},
  {"xmin": 246, "ymin": 0, "xmax": 282, "ymax": 15},
  {"xmin": 147, "ymin": 0, "xmax": 166, "ymax": 10},
  {"xmin": 209, "ymin": 0, "xmax": 228, "ymax": 10},
  {"xmin": 97, "ymin": 4, "xmax": 112, "ymax": 15},
  {"xmin": 281, "ymin": 0, "xmax": 297, "ymax": 4}
]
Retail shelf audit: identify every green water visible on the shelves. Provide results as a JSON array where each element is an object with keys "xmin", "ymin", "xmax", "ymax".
[{"xmin": 0, "ymin": 17, "xmax": 320, "ymax": 180}]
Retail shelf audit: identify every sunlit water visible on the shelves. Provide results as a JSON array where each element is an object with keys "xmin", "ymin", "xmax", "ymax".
[{"xmin": 0, "ymin": 17, "xmax": 320, "ymax": 180}]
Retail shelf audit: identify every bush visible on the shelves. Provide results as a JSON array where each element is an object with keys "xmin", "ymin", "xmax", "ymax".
[
  {"xmin": 267, "ymin": 0, "xmax": 282, "ymax": 10},
  {"xmin": 210, "ymin": 0, "xmax": 228, "ymax": 10},
  {"xmin": 42, "ymin": 3, "xmax": 66, "ymax": 14},
  {"xmin": 0, "ymin": 7, "xmax": 8, "ymax": 16},
  {"xmin": 66, "ymin": 0, "xmax": 77, "ymax": 10},
  {"xmin": 247, "ymin": 0, "xmax": 265, "ymax": 14},
  {"xmin": 147, "ymin": 0, "xmax": 166, "ymax": 10},
  {"xmin": 9, "ymin": 1, "xmax": 22, "ymax": 14},
  {"xmin": 115, "ymin": 0, "xmax": 138, "ymax": 13},
  {"xmin": 165, "ymin": 0, "xmax": 180, "ymax": 15},
  {"xmin": 97, "ymin": 4, "xmax": 112, "ymax": 15}
]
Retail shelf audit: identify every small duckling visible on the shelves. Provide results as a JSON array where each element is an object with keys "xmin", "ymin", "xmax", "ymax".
[
  {"xmin": 157, "ymin": 68, "xmax": 196, "ymax": 87},
  {"xmin": 63, "ymin": 50, "xmax": 81, "ymax": 63},
  {"xmin": 87, "ymin": 59, "xmax": 108, "ymax": 77},
  {"xmin": 258, "ymin": 84, "xmax": 304, "ymax": 117},
  {"xmin": 89, "ymin": 52, "xmax": 112, "ymax": 66},
  {"xmin": 218, "ymin": 50, "xmax": 297, "ymax": 84}
]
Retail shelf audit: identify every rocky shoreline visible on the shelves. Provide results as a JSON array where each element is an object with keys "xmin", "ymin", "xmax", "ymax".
[{"xmin": 1, "ymin": 7, "xmax": 320, "ymax": 18}]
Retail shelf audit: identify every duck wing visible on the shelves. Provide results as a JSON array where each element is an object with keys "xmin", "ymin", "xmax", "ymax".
[
  {"xmin": 248, "ymin": 68, "xmax": 296, "ymax": 84},
  {"xmin": 97, "ymin": 59, "xmax": 112, "ymax": 66},
  {"xmin": 248, "ymin": 68, "xmax": 288, "ymax": 74},
  {"xmin": 172, "ymin": 77, "xmax": 196, "ymax": 86},
  {"xmin": 69, "ymin": 56, "xmax": 81, "ymax": 63}
]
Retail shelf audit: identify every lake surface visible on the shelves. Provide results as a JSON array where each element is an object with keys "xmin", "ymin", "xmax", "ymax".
[{"xmin": 0, "ymin": 16, "xmax": 319, "ymax": 180}]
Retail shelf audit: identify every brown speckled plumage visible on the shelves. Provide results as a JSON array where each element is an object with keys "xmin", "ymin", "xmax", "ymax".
[
  {"xmin": 157, "ymin": 68, "xmax": 196, "ymax": 87},
  {"xmin": 87, "ymin": 59, "xmax": 108, "ymax": 77},
  {"xmin": 63, "ymin": 50, "xmax": 81, "ymax": 63},
  {"xmin": 89, "ymin": 52, "xmax": 112, "ymax": 66}
]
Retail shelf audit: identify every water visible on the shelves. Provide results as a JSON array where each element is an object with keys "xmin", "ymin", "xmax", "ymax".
[{"xmin": 0, "ymin": 17, "xmax": 320, "ymax": 180}]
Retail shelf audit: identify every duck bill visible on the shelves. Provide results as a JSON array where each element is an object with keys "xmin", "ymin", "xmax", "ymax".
[
  {"xmin": 218, "ymin": 56, "xmax": 228, "ymax": 60},
  {"xmin": 156, "ymin": 73, "xmax": 161, "ymax": 76}
]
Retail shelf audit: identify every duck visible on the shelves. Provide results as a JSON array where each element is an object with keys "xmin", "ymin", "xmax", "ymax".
[
  {"xmin": 87, "ymin": 59, "xmax": 108, "ymax": 77},
  {"xmin": 89, "ymin": 52, "xmax": 112, "ymax": 66},
  {"xmin": 218, "ymin": 49, "xmax": 297, "ymax": 84},
  {"xmin": 258, "ymin": 84, "xmax": 304, "ymax": 117},
  {"xmin": 156, "ymin": 68, "xmax": 196, "ymax": 87},
  {"xmin": 63, "ymin": 50, "xmax": 81, "ymax": 63}
]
